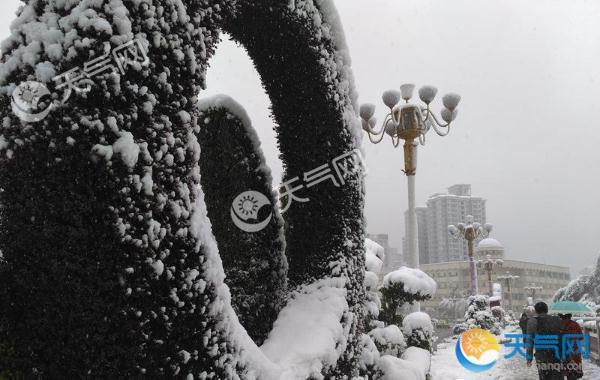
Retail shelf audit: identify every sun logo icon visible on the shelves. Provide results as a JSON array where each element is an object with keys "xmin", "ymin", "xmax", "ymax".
[
  {"xmin": 230, "ymin": 191, "xmax": 272, "ymax": 233},
  {"xmin": 455, "ymin": 328, "xmax": 500, "ymax": 373},
  {"xmin": 237, "ymin": 194, "xmax": 260, "ymax": 217},
  {"xmin": 11, "ymin": 81, "xmax": 54, "ymax": 122}
]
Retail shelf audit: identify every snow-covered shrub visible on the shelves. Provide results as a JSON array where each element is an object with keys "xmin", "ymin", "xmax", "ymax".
[
  {"xmin": 368, "ymin": 325, "xmax": 407, "ymax": 357},
  {"xmin": 197, "ymin": 96, "xmax": 287, "ymax": 344},
  {"xmin": 554, "ymin": 254, "xmax": 600, "ymax": 306},
  {"xmin": 0, "ymin": 0, "xmax": 366, "ymax": 378},
  {"xmin": 403, "ymin": 312, "xmax": 435, "ymax": 352},
  {"xmin": 358, "ymin": 334, "xmax": 381, "ymax": 375},
  {"xmin": 453, "ymin": 295, "xmax": 501, "ymax": 335},
  {"xmin": 380, "ymin": 267, "xmax": 436, "ymax": 326}
]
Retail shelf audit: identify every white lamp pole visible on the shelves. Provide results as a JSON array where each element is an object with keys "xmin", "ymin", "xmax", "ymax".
[
  {"xmin": 360, "ymin": 84, "xmax": 461, "ymax": 270},
  {"xmin": 525, "ymin": 283, "xmax": 543, "ymax": 301},
  {"xmin": 498, "ymin": 272, "xmax": 520, "ymax": 314},
  {"xmin": 448, "ymin": 216, "xmax": 493, "ymax": 295},
  {"xmin": 477, "ymin": 254, "xmax": 504, "ymax": 297}
]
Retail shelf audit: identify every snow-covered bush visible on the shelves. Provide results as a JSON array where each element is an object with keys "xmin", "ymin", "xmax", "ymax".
[
  {"xmin": 554, "ymin": 255, "xmax": 600, "ymax": 308},
  {"xmin": 0, "ymin": 0, "xmax": 366, "ymax": 378},
  {"xmin": 453, "ymin": 295, "xmax": 502, "ymax": 335},
  {"xmin": 376, "ymin": 354, "xmax": 427, "ymax": 380},
  {"xmin": 197, "ymin": 96, "xmax": 287, "ymax": 344},
  {"xmin": 369, "ymin": 325, "xmax": 407, "ymax": 357},
  {"xmin": 403, "ymin": 312, "xmax": 436, "ymax": 352},
  {"xmin": 380, "ymin": 267, "xmax": 436, "ymax": 325}
]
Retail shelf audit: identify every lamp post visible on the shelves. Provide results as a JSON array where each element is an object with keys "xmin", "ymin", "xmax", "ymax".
[
  {"xmin": 448, "ymin": 215, "xmax": 492, "ymax": 295},
  {"xmin": 477, "ymin": 254, "xmax": 503, "ymax": 297},
  {"xmin": 525, "ymin": 283, "xmax": 543, "ymax": 302},
  {"xmin": 497, "ymin": 271, "xmax": 520, "ymax": 314},
  {"xmin": 360, "ymin": 84, "xmax": 461, "ymax": 270}
]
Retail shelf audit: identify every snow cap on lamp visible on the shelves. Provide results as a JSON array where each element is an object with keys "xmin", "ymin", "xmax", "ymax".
[
  {"xmin": 418, "ymin": 85, "xmax": 438, "ymax": 104},
  {"xmin": 360, "ymin": 103, "xmax": 376, "ymax": 120},
  {"xmin": 400, "ymin": 83, "xmax": 415, "ymax": 102},
  {"xmin": 442, "ymin": 93, "xmax": 461, "ymax": 111},
  {"xmin": 382, "ymin": 90, "xmax": 401, "ymax": 109}
]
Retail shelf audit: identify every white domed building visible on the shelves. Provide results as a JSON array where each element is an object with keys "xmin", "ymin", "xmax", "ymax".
[
  {"xmin": 475, "ymin": 238, "xmax": 504, "ymax": 260},
  {"xmin": 420, "ymin": 235, "xmax": 571, "ymax": 316}
]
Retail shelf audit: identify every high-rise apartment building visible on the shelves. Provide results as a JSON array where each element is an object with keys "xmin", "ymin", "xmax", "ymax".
[{"xmin": 405, "ymin": 184, "xmax": 487, "ymax": 264}]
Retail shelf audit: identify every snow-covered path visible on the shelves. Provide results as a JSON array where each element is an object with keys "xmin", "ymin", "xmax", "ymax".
[{"xmin": 431, "ymin": 334, "xmax": 600, "ymax": 380}]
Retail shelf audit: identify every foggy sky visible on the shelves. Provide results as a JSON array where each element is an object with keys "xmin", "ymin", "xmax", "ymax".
[{"xmin": 2, "ymin": 0, "xmax": 599, "ymax": 275}]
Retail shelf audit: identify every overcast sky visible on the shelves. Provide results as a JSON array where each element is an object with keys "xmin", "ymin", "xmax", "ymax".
[{"xmin": 2, "ymin": 0, "xmax": 599, "ymax": 275}]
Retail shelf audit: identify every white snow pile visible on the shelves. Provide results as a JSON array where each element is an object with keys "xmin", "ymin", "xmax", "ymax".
[
  {"xmin": 365, "ymin": 238, "xmax": 384, "ymax": 274},
  {"xmin": 189, "ymin": 183, "xmax": 354, "ymax": 380},
  {"xmin": 364, "ymin": 238, "xmax": 384, "ymax": 319},
  {"xmin": 401, "ymin": 347, "xmax": 431, "ymax": 377},
  {"xmin": 112, "ymin": 131, "xmax": 140, "ymax": 168},
  {"xmin": 376, "ymin": 355, "xmax": 426, "ymax": 380},
  {"xmin": 368, "ymin": 325, "xmax": 406, "ymax": 357},
  {"xmin": 382, "ymin": 266, "xmax": 437, "ymax": 297},
  {"xmin": 402, "ymin": 312, "xmax": 434, "ymax": 337},
  {"xmin": 260, "ymin": 277, "xmax": 349, "ymax": 379}
]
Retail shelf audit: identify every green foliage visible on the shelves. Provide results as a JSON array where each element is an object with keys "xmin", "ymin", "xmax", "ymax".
[
  {"xmin": 405, "ymin": 328, "xmax": 433, "ymax": 352},
  {"xmin": 379, "ymin": 283, "xmax": 432, "ymax": 326},
  {"xmin": 197, "ymin": 105, "xmax": 287, "ymax": 345}
]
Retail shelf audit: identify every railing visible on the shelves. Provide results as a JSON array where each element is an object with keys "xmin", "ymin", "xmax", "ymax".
[{"xmin": 582, "ymin": 319, "xmax": 600, "ymax": 363}]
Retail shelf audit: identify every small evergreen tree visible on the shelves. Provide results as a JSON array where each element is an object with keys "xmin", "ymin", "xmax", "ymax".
[
  {"xmin": 402, "ymin": 312, "xmax": 435, "ymax": 352},
  {"xmin": 379, "ymin": 267, "xmax": 436, "ymax": 326},
  {"xmin": 453, "ymin": 295, "xmax": 502, "ymax": 335}
]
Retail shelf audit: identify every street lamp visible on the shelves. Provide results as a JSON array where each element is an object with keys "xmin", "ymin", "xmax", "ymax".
[
  {"xmin": 524, "ymin": 283, "xmax": 543, "ymax": 302},
  {"xmin": 477, "ymin": 254, "xmax": 503, "ymax": 297},
  {"xmin": 497, "ymin": 271, "xmax": 520, "ymax": 314},
  {"xmin": 448, "ymin": 215, "xmax": 492, "ymax": 295},
  {"xmin": 360, "ymin": 84, "xmax": 461, "ymax": 269}
]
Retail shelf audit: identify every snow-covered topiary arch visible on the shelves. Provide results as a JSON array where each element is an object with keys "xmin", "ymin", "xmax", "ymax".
[{"xmin": 0, "ymin": 0, "xmax": 365, "ymax": 378}]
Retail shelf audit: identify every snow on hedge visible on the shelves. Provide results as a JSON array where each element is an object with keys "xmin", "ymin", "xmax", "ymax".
[
  {"xmin": 365, "ymin": 238, "xmax": 385, "ymax": 261},
  {"xmin": 260, "ymin": 278, "xmax": 349, "ymax": 379},
  {"xmin": 365, "ymin": 238, "xmax": 384, "ymax": 274},
  {"xmin": 382, "ymin": 266, "xmax": 437, "ymax": 297},
  {"xmin": 368, "ymin": 325, "xmax": 406, "ymax": 357},
  {"xmin": 402, "ymin": 312, "xmax": 435, "ymax": 336}
]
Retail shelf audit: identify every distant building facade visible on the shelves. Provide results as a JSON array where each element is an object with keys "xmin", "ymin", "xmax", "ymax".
[
  {"xmin": 405, "ymin": 184, "xmax": 486, "ymax": 264},
  {"xmin": 420, "ymin": 238, "xmax": 571, "ymax": 316}
]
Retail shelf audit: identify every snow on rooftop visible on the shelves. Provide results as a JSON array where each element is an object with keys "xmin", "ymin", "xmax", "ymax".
[
  {"xmin": 477, "ymin": 238, "xmax": 504, "ymax": 250},
  {"xmin": 382, "ymin": 266, "xmax": 437, "ymax": 297}
]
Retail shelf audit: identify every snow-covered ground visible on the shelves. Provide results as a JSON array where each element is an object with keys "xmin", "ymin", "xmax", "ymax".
[{"xmin": 431, "ymin": 333, "xmax": 600, "ymax": 380}]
